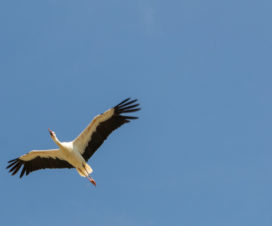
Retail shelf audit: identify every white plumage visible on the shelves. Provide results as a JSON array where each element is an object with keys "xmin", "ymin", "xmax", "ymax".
[{"xmin": 7, "ymin": 98, "xmax": 140, "ymax": 186}]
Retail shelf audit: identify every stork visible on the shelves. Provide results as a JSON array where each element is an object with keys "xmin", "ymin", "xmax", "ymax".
[{"xmin": 7, "ymin": 98, "xmax": 140, "ymax": 186}]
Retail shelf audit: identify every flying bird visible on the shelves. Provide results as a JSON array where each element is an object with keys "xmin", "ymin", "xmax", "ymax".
[{"xmin": 7, "ymin": 98, "xmax": 140, "ymax": 186}]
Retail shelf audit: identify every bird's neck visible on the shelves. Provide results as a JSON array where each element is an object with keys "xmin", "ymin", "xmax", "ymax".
[{"xmin": 52, "ymin": 136, "xmax": 62, "ymax": 148}]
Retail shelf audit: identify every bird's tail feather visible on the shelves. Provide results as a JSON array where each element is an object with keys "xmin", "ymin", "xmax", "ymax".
[{"xmin": 77, "ymin": 163, "xmax": 93, "ymax": 177}]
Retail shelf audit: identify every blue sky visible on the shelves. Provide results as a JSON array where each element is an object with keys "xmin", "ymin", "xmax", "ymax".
[{"xmin": 1, "ymin": 0, "xmax": 272, "ymax": 225}]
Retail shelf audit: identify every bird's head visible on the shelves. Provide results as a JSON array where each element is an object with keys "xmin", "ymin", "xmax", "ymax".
[{"xmin": 48, "ymin": 128, "xmax": 56, "ymax": 138}]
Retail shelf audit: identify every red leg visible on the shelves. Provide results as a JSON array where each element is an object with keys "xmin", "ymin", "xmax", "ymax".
[{"xmin": 88, "ymin": 176, "xmax": 96, "ymax": 187}]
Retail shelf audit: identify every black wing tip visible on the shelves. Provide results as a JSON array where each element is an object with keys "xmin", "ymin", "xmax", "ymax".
[
  {"xmin": 114, "ymin": 98, "xmax": 141, "ymax": 121},
  {"xmin": 114, "ymin": 98, "xmax": 141, "ymax": 118},
  {"xmin": 116, "ymin": 97, "xmax": 133, "ymax": 107},
  {"xmin": 8, "ymin": 158, "xmax": 18, "ymax": 163},
  {"xmin": 7, "ymin": 158, "xmax": 25, "ymax": 177},
  {"xmin": 7, "ymin": 158, "xmax": 19, "ymax": 168},
  {"xmin": 116, "ymin": 98, "xmax": 138, "ymax": 107}
]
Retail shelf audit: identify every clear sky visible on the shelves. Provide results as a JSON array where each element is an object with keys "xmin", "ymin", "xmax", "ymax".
[{"xmin": 1, "ymin": 0, "xmax": 272, "ymax": 225}]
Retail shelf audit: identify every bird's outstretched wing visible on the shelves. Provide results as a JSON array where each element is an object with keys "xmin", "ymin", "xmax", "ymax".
[
  {"xmin": 73, "ymin": 98, "xmax": 140, "ymax": 161},
  {"xmin": 7, "ymin": 149, "xmax": 73, "ymax": 178}
]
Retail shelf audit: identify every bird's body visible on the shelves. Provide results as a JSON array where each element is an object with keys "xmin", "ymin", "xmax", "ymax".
[
  {"xmin": 57, "ymin": 142, "xmax": 92, "ymax": 177},
  {"xmin": 7, "ymin": 98, "xmax": 140, "ymax": 186}
]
